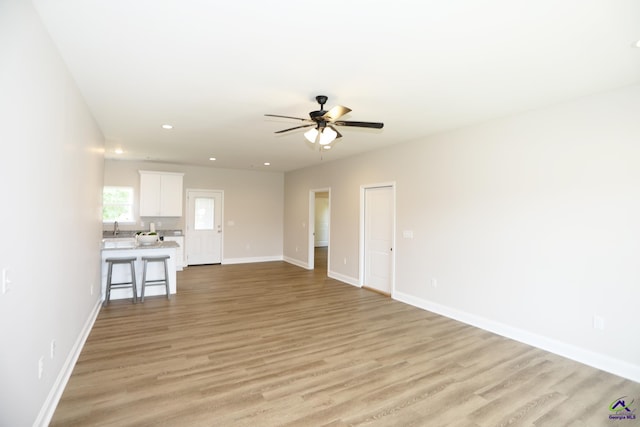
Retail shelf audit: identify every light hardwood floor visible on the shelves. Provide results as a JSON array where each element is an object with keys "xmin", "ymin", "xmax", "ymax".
[{"xmin": 52, "ymin": 249, "xmax": 639, "ymax": 426}]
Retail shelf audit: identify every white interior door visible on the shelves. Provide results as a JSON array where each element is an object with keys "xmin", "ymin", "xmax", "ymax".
[
  {"xmin": 186, "ymin": 190, "xmax": 222, "ymax": 265},
  {"xmin": 363, "ymin": 186, "xmax": 394, "ymax": 294}
]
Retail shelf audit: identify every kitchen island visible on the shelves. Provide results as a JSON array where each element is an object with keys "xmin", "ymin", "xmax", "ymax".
[{"xmin": 101, "ymin": 239, "xmax": 179, "ymax": 302}]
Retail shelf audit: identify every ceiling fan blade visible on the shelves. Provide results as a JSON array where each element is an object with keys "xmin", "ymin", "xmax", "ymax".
[
  {"xmin": 328, "ymin": 125, "xmax": 342, "ymax": 139},
  {"xmin": 323, "ymin": 105, "xmax": 352, "ymax": 122},
  {"xmin": 334, "ymin": 120, "xmax": 384, "ymax": 129},
  {"xmin": 265, "ymin": 114, "xmax": 310, "ymax": 122},
  {"xmin": 274, "ymin": 123, "xmax": 315, "ymax": 134}
]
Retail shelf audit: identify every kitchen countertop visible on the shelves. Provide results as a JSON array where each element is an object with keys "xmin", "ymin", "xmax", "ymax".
[
  {"xmin": 101, "ymin": 240, "xmax": 179, "ymax": 251},
  {"xmin": 102, "ymin": 229, "xmax": 183, "ymax": 239}
]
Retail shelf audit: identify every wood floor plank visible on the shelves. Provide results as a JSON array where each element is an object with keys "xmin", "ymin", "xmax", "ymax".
[{"xmin": 51, "ymin": 250, "xmax": 640, "ymax": 426}]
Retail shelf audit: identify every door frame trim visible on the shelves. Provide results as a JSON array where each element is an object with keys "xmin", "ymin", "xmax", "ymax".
[
  {"xmin": 308, "ymin": 187, "xmax": 331, "ymax": 272},
  {"xmin": 359, "ymin": 182, "xmax": 396, "ymax": 294},
  {"xmin": 185, "ymin": 188, "xmax": 224, "ymax": 265}
]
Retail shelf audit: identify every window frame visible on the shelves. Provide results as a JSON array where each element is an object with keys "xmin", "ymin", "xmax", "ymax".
[{"xmin": 102, "ymin": 186, "xmax": 136, "ymax": 224}]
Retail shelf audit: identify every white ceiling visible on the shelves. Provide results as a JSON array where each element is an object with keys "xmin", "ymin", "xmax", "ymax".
[{"xmin": 33, "ymin": 0, "xmax": 640, "ymax": 172}]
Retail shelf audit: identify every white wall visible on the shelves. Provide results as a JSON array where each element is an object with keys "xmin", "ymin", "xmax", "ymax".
[
  {"xmin": 104, "ymin": 160, "xmax": 284, "ymax": 263},
  {"xmin": 284, "ymin": 85, "xmax": 640, "ymax": 382},
  {"xmin": 0, "ymin": 1, "xmax": 105, "ymax": 426}
]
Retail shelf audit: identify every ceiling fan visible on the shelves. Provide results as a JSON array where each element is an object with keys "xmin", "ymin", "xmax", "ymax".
[{"xmin": 265, "ymin": 95, "xmax": 384, "ymax": 149}]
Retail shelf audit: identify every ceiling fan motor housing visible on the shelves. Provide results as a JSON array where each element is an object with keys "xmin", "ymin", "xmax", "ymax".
[{"xmin": 309, "ymin": 110, "xmax": 327, "ymax": 121}]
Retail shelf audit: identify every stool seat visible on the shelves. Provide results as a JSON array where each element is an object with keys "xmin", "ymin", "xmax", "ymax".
[
  {"xmin": 141, "ymin": 255, "xmax": 170, "ymax": 302},
  {"xmin": 104, "ymin": 256, "xmax": 137, "ymax": 306}
]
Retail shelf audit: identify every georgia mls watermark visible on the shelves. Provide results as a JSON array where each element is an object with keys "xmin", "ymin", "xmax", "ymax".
[{"xmin": 609, "ymin": 396, "xmax": 636, "ymax": 421}]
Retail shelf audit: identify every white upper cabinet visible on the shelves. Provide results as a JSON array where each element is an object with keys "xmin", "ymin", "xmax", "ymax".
[{"xmin": 139, "ymin": 171, "xmax": 184, "ymax": 217}]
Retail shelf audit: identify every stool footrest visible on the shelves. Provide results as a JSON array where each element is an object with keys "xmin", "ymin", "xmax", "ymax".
[{"xmin": 143, "ymin": 280, "xmax": 167, "ymax": 285}]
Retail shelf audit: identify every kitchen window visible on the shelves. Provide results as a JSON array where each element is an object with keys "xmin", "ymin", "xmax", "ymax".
[{"xmin": 103, "ymin": 186, "xmax": 134, "ymax": 223}]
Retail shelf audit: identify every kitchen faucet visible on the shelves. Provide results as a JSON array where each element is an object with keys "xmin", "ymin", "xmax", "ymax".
[{"xmin": 113, "ymin": 221, "xmax": 119, "ymax": 236}]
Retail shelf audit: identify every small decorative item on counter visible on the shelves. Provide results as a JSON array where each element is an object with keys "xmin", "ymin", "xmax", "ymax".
[{"xmin": 136, "ymin": 231, "xmax": 159, "ymax": 245}]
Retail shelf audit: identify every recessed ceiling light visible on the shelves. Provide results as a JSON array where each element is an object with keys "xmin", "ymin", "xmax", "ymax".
[
  {"xmin": 209, "ymin": 157, "xmax": 216, "ymax": 161},
  {"xmin": 263, "ymin": 162, "xmax": 271, "ymax": 166},
  {"xmin": 114, "ymin": 148, "xmax": 124, "ymax": 154},
  {"xmin": 162, "ymin": 124, "xmax": 173, "ymax": 130}
]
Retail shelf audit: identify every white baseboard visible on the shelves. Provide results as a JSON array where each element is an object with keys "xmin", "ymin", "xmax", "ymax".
[
  {"xmin": 282, "ymin": 256, "xmax": 361, "ymax": 290},
  {"xmin": 284, "ymin": 257, "xmax": 361, "ymax": 288},
  {"xmin": 393, "ymin": 291, "xmax": 640, "ymax": 383},
  {"xmin": 282, "ymin": 258, "xmax": 360, "ymax": 288},
  {"xmin": 34, "ymin": 298, "xmax": 102, "ymax": 427},
  {"xmin": 328, "ymin": 270, "xmax": 360, "ymax": 287},
  {"xmin": 223, "ymin": 255, "xmax": 283, "ymax": 265},
  {"xmin": 283, "ymin": 256, "xmax": 310, "ymax": 269}
]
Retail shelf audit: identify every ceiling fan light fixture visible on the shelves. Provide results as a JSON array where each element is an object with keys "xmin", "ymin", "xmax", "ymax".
[
  {"xmin": 319, "ymin": 127, "xmax": 337, "ymax": 145},
  {"xmin": 304, "ymin": 128, "xmax": 318, "ymax": 143}
]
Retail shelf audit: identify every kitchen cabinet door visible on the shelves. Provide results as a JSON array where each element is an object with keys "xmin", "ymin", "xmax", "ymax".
[
  {"xmin": 139, "ymin": 172, "xmax": 162, "ymax": 216},
  {"xmin": 139, "ymin": 171, "xmax": 184, "ymax": 217},
  {"xmin": 160, "ymin": 174, "xmax": 183, "ymax": 216}
]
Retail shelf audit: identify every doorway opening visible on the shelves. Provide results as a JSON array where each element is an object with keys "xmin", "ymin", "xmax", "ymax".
[{"xmin": 308, "ymin": 188, "xmax": 330, "ymax": 272}]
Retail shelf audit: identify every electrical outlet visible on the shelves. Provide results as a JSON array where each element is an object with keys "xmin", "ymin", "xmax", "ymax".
[
  {"xmin": 343, "ymin": 258, "xmax": 347, "ymax": 265},
  {"xmin": 593, "ymin": 315, "xmax": 605, "ymax": 330},
  {"xmin": 431, "ymin": 278, "xmax": 438, "ymax": 288},
  {"xmin": 50, "ymin": 340, "xmax": 56, "ymax": 359},
  {"xmin": 2, "ymin": 268, "xmax": 11, "ymax": 294},
  {"xmin": 90, "ymin": 283, "xmax": 94, "ymax": 295},
  {"xmin": 38, "ymin": 357, "xmax": 44, "ymax": 379}
]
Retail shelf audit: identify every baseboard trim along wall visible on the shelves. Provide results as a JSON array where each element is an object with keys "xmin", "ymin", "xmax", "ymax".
[
  {"xmin": 282, "ymin": 258, "xmax": 361, "ymax": 288},
  {"xmin": 393, "ymin": 291, "xmax": 640, "ymax": 384},
  {"xmin": 223, "ymin": 255, "xmax": 283, "ymax": 265},
  {"xmin": 34, "ymin": 298, "xmax": 102, "ymax": 427},
  {"xmin": 328, "ymin": 271, "xmax": 360, "ymax": 287},
  {"xmin": 283, "ymin": 256, "xmax": 309, "ymax": 269}
]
